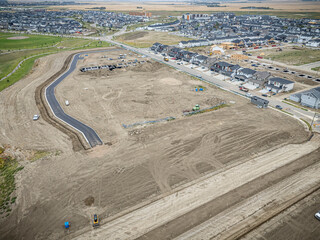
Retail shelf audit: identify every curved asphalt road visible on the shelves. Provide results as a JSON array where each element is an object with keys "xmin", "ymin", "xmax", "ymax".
[{"xmin": 45, "ymin": 49, "xmax": 119, "ymax": 147}]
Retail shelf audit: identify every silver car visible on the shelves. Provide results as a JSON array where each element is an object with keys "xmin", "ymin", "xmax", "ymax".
[
  {"xmin": 315, "ymin": 211, "xmax": 320, "ymax": 221},
  {"xmin": 33, "ymin": 115, "xmax": 40, "ymax": 121}
]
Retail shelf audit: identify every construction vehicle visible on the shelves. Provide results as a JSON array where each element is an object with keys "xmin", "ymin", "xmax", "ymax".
[
  {"xmin": 93, "ymin": 214, "xmax": 100, "ymax": 228},
  {"xmin": 64, "ymin": 222, "xmax": 70, "ymax": 229},
  {"xmin": 192, "ymin": 104, "xmax": 200, "ymax": 111},
  {"xmin": 164, "ymin": 57, "xmax": 169, "ymax": 62}
]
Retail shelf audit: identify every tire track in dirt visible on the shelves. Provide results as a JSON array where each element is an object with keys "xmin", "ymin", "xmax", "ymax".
[
  {"xmin": 176, "ymin": 161, "xmax": 320, "ymax": 240},
  {"xmin": 70, "ymin": 137, "xmax": 319, "ymax": 240}
]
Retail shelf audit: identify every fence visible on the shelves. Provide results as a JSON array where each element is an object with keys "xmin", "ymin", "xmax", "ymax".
[
  {"xmin": 122, "ymin": 116, "xmax": 176, "ymax": 129},
  {"xmin": 183, "ymin": 102, "xmax": 226, "ymax": 116}
]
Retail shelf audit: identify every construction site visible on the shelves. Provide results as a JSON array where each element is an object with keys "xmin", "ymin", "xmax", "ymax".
[{"xmin": 0, "ymin": 46, "xmax": 319, "ymax": 240}]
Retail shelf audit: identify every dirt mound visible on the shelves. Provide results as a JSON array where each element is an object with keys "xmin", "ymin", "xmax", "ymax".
[
  {"xmin": 204, "ymin": 97, "xmax": 225, "ymax": 106},
  {"xmin": 84, "ymin": 196, "xmax": 95, "ymax": 206},
  {"xmin": 130, "ymin": 61, "xmax": 163, "ymax": 72},
  {"xmin": 122, "ymin": 31, "xmax": 148, "ymax": 40}
]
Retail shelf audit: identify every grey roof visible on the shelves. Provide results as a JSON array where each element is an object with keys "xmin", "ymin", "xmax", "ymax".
[
  {"xmin": 302, "ymin": 87, "xmax": 320, "ymax": 99},
  {"xmin": 254, "ymin": 71, "xmax": 270, "ymax": 80},
  {"xmin": 240, "ymin": 68, "xmax": 256, "ymax": 75},
  {"xmin": 230, "ymin": 64, "xmax": 241, "ymax": 70},
  {"xmin": 216, "ymin": 61, "xmax": 233, "ymax": 67},
  {"xmin": 269, "ymin": 77, "xmax": 294, "ymax": 85},
  {"xmin": 196, "ymin": 55, "xmax": 208, "ymax": 60},
  {"xmin": 252, "ymin": 96, "xmax": 269, "ymax": 104}
]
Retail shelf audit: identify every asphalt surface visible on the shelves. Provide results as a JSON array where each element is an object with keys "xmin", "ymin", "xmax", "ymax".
[{"xmin": 45, "ymin": 49, "xmax": 119, "ymax": 147}]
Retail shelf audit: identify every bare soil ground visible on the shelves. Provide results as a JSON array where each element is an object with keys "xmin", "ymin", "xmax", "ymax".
[
  {"xmin": 0, "ymin": 47, "xmax": 315, "ymax": 240},
  {"xmin": 7, "ymin": 36, "xmax": 29, "ymax": 40},
  {"xmin": 114, "ymin": 31, "xmax": 191, "ymax": 48},
  {"xmin": 49, "ymin": 1, "xmax": 320, "ymax": 13},
  {"xmin": 242, "ymin": 183, "xmax": 320, "ymax": 240}
]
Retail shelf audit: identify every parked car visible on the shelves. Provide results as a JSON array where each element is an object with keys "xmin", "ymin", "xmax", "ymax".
[
  {"xmin": 65, "ymin": 100, "xmax": 70, "ymax": 106},
  {"xmin": 275, "ymin": 105, "xmax": 283, "ymax": 110},
  {"xmin": 315, "ymin": 211, "xmax": 320, "ymax": 221},
  {"xmin": 33, "ymin": 115, "xmax": 40, "ymax": 121},
  {"xmin": 262, "ymin": 94, "xmax": 268, "ymax": 97}
]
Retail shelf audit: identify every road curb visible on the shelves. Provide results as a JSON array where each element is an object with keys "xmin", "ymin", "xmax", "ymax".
[{"xmin": 35, "ymin": 52, "xmax": 91, "ymax": 151}]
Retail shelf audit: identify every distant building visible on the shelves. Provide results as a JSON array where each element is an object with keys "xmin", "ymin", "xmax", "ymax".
[
  {"xmin": 129, "ymin": 12, "xmax": 152, "ymax": 17},
  {"xmin": 182, "ymin": 13, "xmax": 209, "ymax": 21}
]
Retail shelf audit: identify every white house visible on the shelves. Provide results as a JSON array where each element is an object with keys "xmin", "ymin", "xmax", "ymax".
[
  {"xmin": 265, "ymin": 77, "xmax": 294, "ymax": 93},
  {"xmin": 290, "ymin": 87, "xmax": 320, "ymax": 109}
]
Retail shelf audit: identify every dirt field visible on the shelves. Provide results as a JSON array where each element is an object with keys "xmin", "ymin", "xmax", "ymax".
[
  {"xmin": 49, "ymin": 1, "xmax": 320, "ymax": 14},
  {"xmin": 242, "ymin": 171, "xmax": 320, "ymax": 240},
  {"xmin": 0, "ymin": 47, "xmax": 316, "ymax": 240},
  {"xmin": 114, "ymin": 31, "xmax": 191, "ymax": 48}
]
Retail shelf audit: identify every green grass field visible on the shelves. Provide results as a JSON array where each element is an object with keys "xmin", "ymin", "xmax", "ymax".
[
  {"xmin": 0, "ymin": 32, "xmax": 62, "ymax": 50},
  {"xmin": 0, "ymin": 33, "xmax": 112, "ymax": 92},
  {"xmin": 0, "ymin": 151, "xmax": 23, "ymax": 215},
  {"xmin": 253, "ymin": 48, "xmax": 320, "ymax": 66}
]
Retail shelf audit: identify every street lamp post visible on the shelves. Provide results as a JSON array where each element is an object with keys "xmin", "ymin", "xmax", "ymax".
[{"xmin": 310, "ymin": 111, "xmax": 318, "ymax": 131}]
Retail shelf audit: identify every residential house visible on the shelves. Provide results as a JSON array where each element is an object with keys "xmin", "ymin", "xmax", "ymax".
[
  {"xmin": 247, "ymin": 71, "xmax": 271, "ymax": 88},
  {"xmin": 181, "ymin": 51, "xmax": 198, "ymax": 62},
  {"xmin": 211, "ymin": 62, "xmax": 240, "ymax": 76},
  {"xmin": 234, "ymin": 68, "xmax": 256, "ymax": 81},
  {"xmin": 191, "ymin": 54, "xmax": 208, "ymax": 65},
  {"xmin": 290, "ymin": 87, "xmax": 320, "ymax": 109},
  {"xmin": 265, "ymin": 77, "xmax": 294, "ymax": 93}
]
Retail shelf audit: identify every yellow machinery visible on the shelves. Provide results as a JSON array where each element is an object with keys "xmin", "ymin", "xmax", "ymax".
[{"xmin": 93, "ymin": 214, "xmax": 100, "ymax": 227}]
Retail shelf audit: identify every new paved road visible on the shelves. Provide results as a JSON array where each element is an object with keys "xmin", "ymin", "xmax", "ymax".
[{"xmin": 45, "ymin": 49, "xmax": 119, "ymax": 147}]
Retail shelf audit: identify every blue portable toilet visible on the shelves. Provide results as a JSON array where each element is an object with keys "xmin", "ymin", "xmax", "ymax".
[
  {"xmin": 199, "ymin": 88, "xmax": 203, "ymax": 91},
  {"xmin": 65, "ymin": 222, "xmax": 70, "ymax": 229}
]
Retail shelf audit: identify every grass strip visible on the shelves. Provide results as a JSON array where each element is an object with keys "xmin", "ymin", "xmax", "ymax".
[
  {"xmin": 282, "ymin": 100, "xmax": 308, "ymax": 111},
  {"xmin": 0, "ymin": 154, "xmax": 23, "ymax": 216},
  {"xmin": 300, "ymin": 118, "xmax": 312, "ymax": 130}
]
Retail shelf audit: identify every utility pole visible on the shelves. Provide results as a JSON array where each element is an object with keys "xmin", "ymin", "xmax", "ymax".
[{"xmin": 310, "ymin": 111, "xmax": 318, "ymax": 131}]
